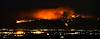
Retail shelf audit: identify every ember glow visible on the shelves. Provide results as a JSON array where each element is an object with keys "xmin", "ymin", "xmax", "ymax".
[{"xmin": 32, "ymin": 7, "xmax": 77, "ymax": 20}]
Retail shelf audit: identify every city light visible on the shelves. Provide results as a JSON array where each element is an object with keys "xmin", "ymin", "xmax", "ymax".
[
  {"xmin": 60, "ymin": 36, "xmax": 64, "ymax": 38},
  {"xmin": 16, "ymin": 20, "xmax": 34, "ymax": 23},
  {"xmin": 71, "ymin": 29, "xmax": 76, "ymax": 31},
  {"xmin": 71, "ymin": 15, "xmax": 76, "ymax": 18},
  {"xmin": 15, "ymin": 31, "xmax": 25, "ymax": 35},
  {"xmin": 16, "ymin": 20, "xmax": 26, "ymax": 23},
  {"xmin": 31, "ymin": 31, "xmax": 44, "ymax": 34},
  {"xmin": 14, "ymin": 35, "xmax": 24, "ymax": 37},
  {"xmin": 47, "ymin": 33, "xmax": 49, "ymax": 35},
  {"xmin": 66, "ymin": 32, "xmax": 80, "ymax": 35},
  {"xmin": 14, "ymin": 31, "xmax": 25, "ymax": 37},
  {"xmin": 0, "ymin": 32, "xmax": 13, "ymax": 34},
  {"xmin": 65, "ymin": 23, "xmax": 68, "ymax": 26}
]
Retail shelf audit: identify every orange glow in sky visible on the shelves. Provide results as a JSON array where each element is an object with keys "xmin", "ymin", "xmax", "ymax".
[{"xmin": 32, "ymin": 7, "xmax": 77, "ymax": 20}]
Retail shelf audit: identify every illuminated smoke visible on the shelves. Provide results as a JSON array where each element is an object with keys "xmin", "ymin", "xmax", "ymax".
[{"xmin": 32, "ymin": 7, "xmax": 77, "ymax": 20}]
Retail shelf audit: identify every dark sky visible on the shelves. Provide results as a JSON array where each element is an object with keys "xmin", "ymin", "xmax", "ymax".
[{"xmin": 1, "ymin": 0, "xmax": 97, "ymax": 25}]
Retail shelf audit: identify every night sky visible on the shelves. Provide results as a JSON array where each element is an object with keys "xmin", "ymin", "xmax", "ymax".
[{"xmin": 1, "ymin": 0, "xmax": 97, "ymax": 25}]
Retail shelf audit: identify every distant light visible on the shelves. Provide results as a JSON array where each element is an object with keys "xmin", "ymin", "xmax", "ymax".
[
  {"xmin": 14, "ymin": 35, "xmax": 24, "ymax": 37},
  {"xmin": 0, "ymin": 32, "xmax": 13, "ymax": 34},
  {"xmin": 9, "ymin": 29, "xmax": 13, "ymax": 31},
  {"xmin": 89, "ymin": 33, "xmax": 93, "ymax": 35},
  {"xmin": 71, "ymin": 29, "xmax": 76, "ymax": 31},
  {"xmin": 77, "ymin": 29, "xmax": 85, "ymax": 31},
  {"xmin": 4, "ymin": 32, "xmax": 8, "ymax": 34},
  {"xmin": 66, "ymin": 32, "xmax": 80, "ymax": 35},
  {"xmin": 14, "ymin": 31, "xmax": 25, "ymax": 37},
  {"xmin": 32, "ymin": 31, "xmax": 44, "ymax": 34},
  {"xmin": 16, "ymin": 20, "xmax": 24, "ymax": 23},
  {"xmin": 71, "ymin": 15, "xmax": 76, "ymax": 18},
  {"xmin": 28, "ymin": 20, "xmax": 34, "ymax": 22},
  {"xmin": 2, "ymin": 28, "xmax": 7, "ymax": 30},
  {"xmin": 76, "ymin": 15, "xmax": 80, "ymax": 17},
  {"xmin": 15, "ymin": 31, "xmax": 25, "ymax": 35},
  {"xmin": 16, "ymin": 20, "xmax": 34, "ymax": 23},
  {"xmin": 65, "ymin": 23, "xmax": 68, "ymax": 26},
  {"xmin": 60, "ymin": 36, "xmax": 64, "ymax": 38},
  {"xmin": 60, "ymin": 33, "xmax": 62, "ymax": 35},
  {"xmin": 47, "ymin": 33, "xmax": 49, "ymax": 35},
  {"xmin": 40, "ymin": 29, "xmax": 48, "ymax": 31},
  {"xmin": 74, "ymin": 32, "xmax": 80, "ymax": 34}
]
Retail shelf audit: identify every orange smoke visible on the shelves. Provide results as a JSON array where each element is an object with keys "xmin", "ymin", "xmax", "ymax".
[{"xmin": 32, "ymin": 8, "xmax": 77, "ymax": 20}]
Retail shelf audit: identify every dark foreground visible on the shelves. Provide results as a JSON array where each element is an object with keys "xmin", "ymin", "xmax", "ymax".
[{"xmin": 0, "ymin": 31, "xmax": 100, "ymax": 39}]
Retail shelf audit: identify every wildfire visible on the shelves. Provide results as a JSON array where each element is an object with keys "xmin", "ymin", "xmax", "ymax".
[{"xmin": 32, "ymin": 7, "xmax": 77, "ymax": 20}]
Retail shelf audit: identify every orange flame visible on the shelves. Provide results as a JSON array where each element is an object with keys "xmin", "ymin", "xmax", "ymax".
[{"xmin": 32, "ymin": 8, "xmax": 77, "ymax": 20}]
